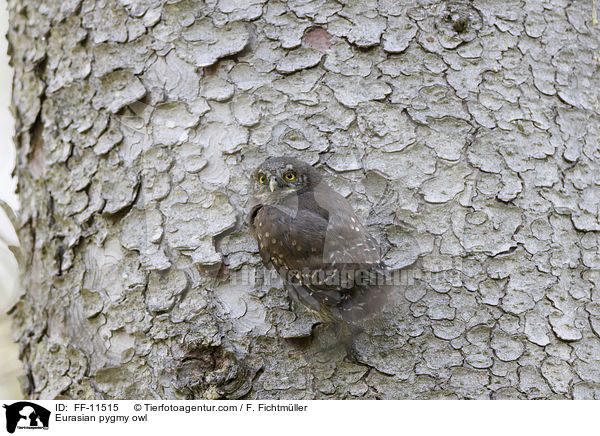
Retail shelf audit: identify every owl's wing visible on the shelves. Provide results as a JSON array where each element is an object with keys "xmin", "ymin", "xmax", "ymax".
[
  {"xmin": 302, "ymin": 184, "xmax": 387, "ymax": 319},
  {"xmin": 312, "ymin": 182, "xmax": 380, "ymax": 267}
]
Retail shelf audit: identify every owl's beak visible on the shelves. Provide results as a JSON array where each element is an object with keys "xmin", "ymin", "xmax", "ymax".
[{"xmin": 269, "ymin": 178, "xmax": 278, "ymax": 192}]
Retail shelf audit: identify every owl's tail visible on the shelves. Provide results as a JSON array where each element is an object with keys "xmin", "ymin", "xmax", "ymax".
[
  {"xmin": 332, "ymin": 268, "xmax": 390, "ymax": 322},
  {"xmin": 285, "ymin": 266, "xmax": 391, "ymax": 323}
]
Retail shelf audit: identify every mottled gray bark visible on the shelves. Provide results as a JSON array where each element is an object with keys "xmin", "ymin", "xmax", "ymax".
[{"xmin": 7, "ymin": 0, "xmax": 600, "ymax": 399}]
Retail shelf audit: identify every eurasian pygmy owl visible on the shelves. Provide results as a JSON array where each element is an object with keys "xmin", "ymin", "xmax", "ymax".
[{"xmin": 248, "ymin": 156, "xmax": 388, "ymax": 322}]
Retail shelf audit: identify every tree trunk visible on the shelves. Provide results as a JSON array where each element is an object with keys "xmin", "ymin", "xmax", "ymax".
[{"xmin": 8, "ymin": 0, "xmax": 600, "ymax": 399}]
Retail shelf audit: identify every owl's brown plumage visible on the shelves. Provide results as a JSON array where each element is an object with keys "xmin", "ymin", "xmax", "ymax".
[{"xmin": 248, "ymin": 156, "xmax": 388, "ymax": 322}]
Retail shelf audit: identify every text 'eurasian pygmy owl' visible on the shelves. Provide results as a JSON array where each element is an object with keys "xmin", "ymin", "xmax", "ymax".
[{"xmin": 248, "ymin": 156, "xmax": 389, "ymax": 322}]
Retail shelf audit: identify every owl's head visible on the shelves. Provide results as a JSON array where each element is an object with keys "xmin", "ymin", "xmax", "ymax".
[{"xmin": 251, "ymin": 156, "xmax": 321, "ymax": 198}]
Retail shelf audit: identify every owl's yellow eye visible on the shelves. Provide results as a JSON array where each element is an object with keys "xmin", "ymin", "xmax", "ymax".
[
  {"xmin": 284, "ymin": 171, "xmax": 296, "ymax": 181},
  {"xmin": 258, "ymin": 173, "xmax": 267, "ymax": 184}
]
